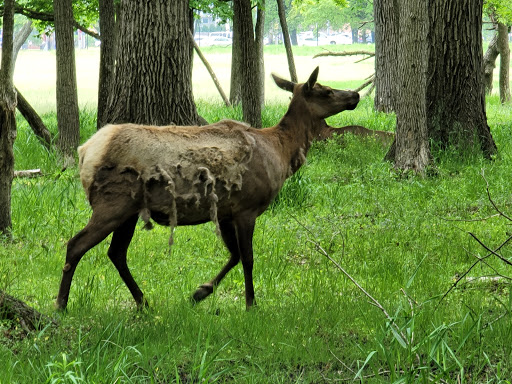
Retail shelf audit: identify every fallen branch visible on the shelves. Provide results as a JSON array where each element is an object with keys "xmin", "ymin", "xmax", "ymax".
[
  {"xmin": 14, "ymin": 169, "xmax": 42, "ymax": 178},
  {"xmin": 313, "ymin": 49, "xmax": 375, "ymax": 59}
]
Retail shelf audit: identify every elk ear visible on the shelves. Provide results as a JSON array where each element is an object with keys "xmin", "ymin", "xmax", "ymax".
[
  {"xmin": 304, "ymin": 67, "xmax": 319, "ymax": 93},
  {"xmin": 272, "ymin": 73, "xmax": 295, "ymax": 93}
]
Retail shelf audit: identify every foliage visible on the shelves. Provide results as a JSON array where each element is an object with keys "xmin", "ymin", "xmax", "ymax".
[
  {"xmin": 484, "ymin": 0, "xmax": 512, "ymax": 24},
  {"xmin": 293, "ymin": 0, "xmax": 349, "ymax": 31}
]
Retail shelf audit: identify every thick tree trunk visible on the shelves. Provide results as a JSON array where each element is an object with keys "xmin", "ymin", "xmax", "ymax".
[
  {"xmin": 373, "ymin": 0, "xmax": 399, "ymax": 113},
  {"xmin": 97, "ymin": 0, "xmax": 116, "ymax": 129},
  {"xmin": 233, "ymin": 0, "xmax": 262, "ymax": 128},
  {"xmin": 483, "ymin": 27, "xmax": 499, "ymax": 94},
  {"xmin": 104, "ymin": 0, "xmax": 200, "ymax": 126},
  {"xmin": 16, "ymin": 88, "xmax": 52, "ymax": 147},
  {"xmin": 497, "ymin": 23, "xmax": 511, "ymax": 104},
  {"xmin": 277, "ymin": 0, "xmax": 297, "ymax": 83},
  {"xmin": 386, "ymin": 0, "xmax": 430, "ymax": 171},
  {"xmin": 0, "ymin": 0, "xmax": 16, "ymax": 234},
  {"xmin": 54, "ymin": 0, "xmax": 80, "ymax": 159},
  {"xmin": 426, "ymin": 0, "xmax": 496, "ymax": 157}
]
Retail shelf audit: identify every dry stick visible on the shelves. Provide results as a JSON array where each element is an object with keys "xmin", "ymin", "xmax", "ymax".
[
  {"xmin": 468, "ymin": 232, "xmax": 512, "ymax": 267},
  {"xmin": 312, "ymin": 50, "xmax": 375, "ymax": 59},
  {"xmin": 354, "ymin": 75, "xmax": 374, "ymax": 93},
  {"xmin": 481, "ymin": 170, "xmax": 512, "ymax": 222},
  {"xmin": 291, "ymin": 216, "xmax": 409, "ymax": 346},
  {"xmin": 189, "ymin": 30, "xmax": 231, "ymax": 107}
]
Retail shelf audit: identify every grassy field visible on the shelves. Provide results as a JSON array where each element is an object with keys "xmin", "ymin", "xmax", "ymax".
[{"xmin": 1, "ymin": 45, "xmax": 512, "ymax": 383}]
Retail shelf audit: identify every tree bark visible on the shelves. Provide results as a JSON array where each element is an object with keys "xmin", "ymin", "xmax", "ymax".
[
  {"xmin": 277, "ymin": 0, "xmax": 297, "ymax": 82},
  {"xmin": 426, "ymin": 0, "xmax": 496, "ymax": 157},
  {"xmin": 230, "ymin": 4, "xmax": 243, "ymax": 106},
  {"xmin": 233, "ymin": 0, "xmax": 263, "ymax": 128},
  {"xmin": 12, "ymin": 20, "xmax": 32, "ymax": 66},
  {"xmin": 54, "ymin": 0, "xmax": 80, "ymax": 160},
  {"xmin": 255, "ymin": 4, "xmax": 265, "ymax": 105},
  {"xmin": 373, "ymin": 0, "xmax": 399, "ymax": 113},
  {"xmin": 0, "ymin": 290, "xmax": 57, "ymax": 332},
  {"xmin": 0, "ymin": 0, "xmax": 17, "ymax": 234},
  {"xmin": 97, "ymin": 0, "xmax": 117, "ymax": 129},
  {"xmin": 386, "ymin": 0, "xmax": 430, "ymax": 172},
  {"xmin": 483, "ymin": 26, "xmax": 499, "ymax": 95},
  {"xmin": 104, "ymin": 0, "xmax": 201, "ymax": 126},
  {"xmin": 497, "ymin": 23, "xmax": 511, "ymax": 104}
]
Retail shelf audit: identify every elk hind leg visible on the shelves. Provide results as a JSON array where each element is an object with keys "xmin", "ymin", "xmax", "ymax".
[
  {"xmin": 107, "ymin": 214, "xmax": 147, "ymax": 308},
  {"xmin": 56, "ymin": 211, "xmax": 132, "ymax": 310}
]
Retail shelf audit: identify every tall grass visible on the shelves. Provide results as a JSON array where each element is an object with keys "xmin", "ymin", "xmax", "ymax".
[{"xmin": 2, "ymin": 47, "xmax": 512, "ymax": 382}]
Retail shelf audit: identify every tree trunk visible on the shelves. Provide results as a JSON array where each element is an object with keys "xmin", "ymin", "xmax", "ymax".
[
  {"xmin": 54, "ymin": 0, "xmax": 80, "ymax": 160},
  {"xmin": 15, "ymin": 88, "xmax": 52, "ymax": 147},
  {"xmin": 277, "ymin": 0, "xmax": 297, "ymax": 82},
  {"xmin": 497, "ymin": 23, "xmax": 511, "ymax": 104},
  {"xmin": 290, "ymin": 28, "xmax": 298, "ymax": 45},
  {"xmin": 386, "ymin": 0, "xmax": 430, "ymax": 172},
  {"xmin": 426, "ymin": 0, "xmax": 496, "ymax": 157},
  {"xmin": 230, "ymin": 5, "xmax": 243, "ymax": 106},
  {"xmin": 255, "ymin": 4, "xmax": 265, "ymax": 105},
  {"xmin": 97, "ymin": 0, "xmax": 117, "ymax": 129},
  {"xmin": 387, "ymin": 0, "xmax": 497, "ymax": 172},
  {"xmin": 373, "ymin": 0, "xmax": 399, "ymax": 112},
  {"xmin": 104, "ymin": 0, "xmax": 201, "ymax": 126},
  {"xmin": 12, "ymin": 20, "xmax": 32, "ymax": 65},
  {"xmin": 483, "ymin": 26, "xmax": 499, "ymax": 95},
  {"xmin": 0, "ymin": 0, "xmax": 16, "ymax": 234},
  {"xmin": 233, "ymin": 0, "xmax": 263, "ymax": 128}
]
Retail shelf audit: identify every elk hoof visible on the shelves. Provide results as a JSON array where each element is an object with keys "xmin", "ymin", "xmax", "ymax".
[{"xmin": 191, "ymin": 283, "xmax": 214, "ymax": 303}]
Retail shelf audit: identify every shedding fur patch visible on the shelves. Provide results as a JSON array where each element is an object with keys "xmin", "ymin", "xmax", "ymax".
[{"xmin": 81, "ymin": 123, "xmax": 256, "ymax": 243}]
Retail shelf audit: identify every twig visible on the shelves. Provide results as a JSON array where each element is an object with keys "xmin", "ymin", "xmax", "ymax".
[
  {"xmin": 468, "ymin": 232, "xmax": 512, "ymax": 267},
  {"xmin": 354, "ymin": 75, "xmax": 374, "ymax": 93},
  {"xmin": 14, "ymin": 169, "xmax": 42, "ymax": 178}
]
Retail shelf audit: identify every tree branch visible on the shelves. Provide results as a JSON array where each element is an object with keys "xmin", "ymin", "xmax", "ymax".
[{"xmin": 313, "ymin": 50, "xmax": 375, "ymax": 59}]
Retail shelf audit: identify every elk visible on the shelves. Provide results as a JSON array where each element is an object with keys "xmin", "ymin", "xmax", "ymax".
[
  {"xmin": 55, "ymin": 67, "xmax": 360, "ymax": 311},
  {"xmin": 316, "ymin": 124, "xmax": 395, "ymax": 144}
]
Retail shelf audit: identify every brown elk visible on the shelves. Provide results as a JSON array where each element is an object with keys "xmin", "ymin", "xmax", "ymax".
[
  {"xmin": 316, "ymin": 124, "xmax": 395, "ymax": 143},
  {"xmin": 55, "ymin": 67, "xmax": 359, "ymax": 311}
]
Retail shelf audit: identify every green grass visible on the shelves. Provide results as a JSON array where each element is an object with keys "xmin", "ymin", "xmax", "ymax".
[{"xmin": 2, "ymin": 47, "xmax": 512, "ymax": 383}]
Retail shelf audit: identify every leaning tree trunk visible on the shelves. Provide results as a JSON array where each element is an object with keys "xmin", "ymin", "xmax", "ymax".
[
  {"xmin": 54, "ymin": 0, "xmax": 80, "ymax": 160},
  {"xmin": 373, "ymin": 0, "xmax": 399, "ymax": 113},
  {"xmin": 483, "ymin": 26, "xmax": 499, "ymax": 94},
  {"xmin": 277, "ymin": 0, "xmax": 297, "ymax": 83},
  {"xmin": 497, "ymin": 23, "xmax": 511, "ymax": 104},
  {"xmin": 97, "ymin": 0, "xmax": 117, "ymax": 129},
  {"xmin": 104, "ymin": 0, "xmax": 201, "ymax": 126},
  {"xmin": 16, "ymin": 88, "xmax": 52, "ymax": 147},
  {"xmin": 0, "ymin": 0, "xmax": 17, "ymax": 234},
  {"xmin": 234, "ymin": 0, "xmax": 263, "ymax": 128},
  {"xmin": 386, "ymin": 0, "xmax": 430, "ymax": 171},
  {"xmin": 426, "ymin": 0, "xmax": 496, "ymax": 157}
]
